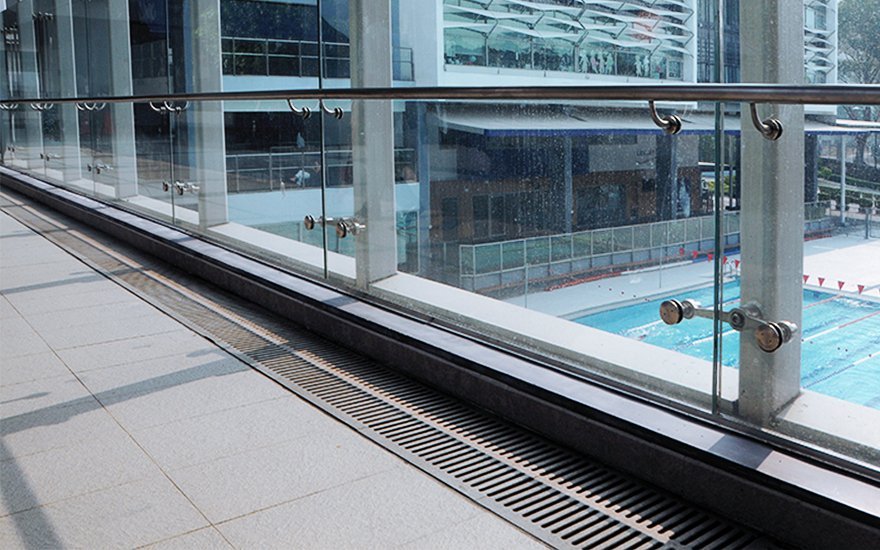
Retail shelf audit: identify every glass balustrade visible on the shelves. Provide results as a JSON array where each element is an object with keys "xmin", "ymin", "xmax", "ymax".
[{"xmin": 1, "ymin": 0, "xmax": 878, "ymax": 475}]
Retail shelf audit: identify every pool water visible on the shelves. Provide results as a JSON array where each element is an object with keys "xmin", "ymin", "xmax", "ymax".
[{"xmin": 575, "ymin": 281, "xmax": 880, "ymax": 409}]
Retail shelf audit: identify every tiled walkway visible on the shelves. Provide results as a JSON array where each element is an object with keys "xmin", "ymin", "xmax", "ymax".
[{"xmin": 0, "ymin": 210, "xmax": 543, "ymax": 549}]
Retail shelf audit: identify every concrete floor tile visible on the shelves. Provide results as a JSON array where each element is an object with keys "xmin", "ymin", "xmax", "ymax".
[
  {"xmin": 217, "ymin": 467, "xmax": 484, "ymax": 550},
  {"xmin": 76, "ymin": 349, "xmax": 238, "ymax": 396},
  {"xmin": 22, "ymin": 299, "xmax": 163, "ymax": 334},
  {"xmin": 0, "ymin": 262, "xmax": 96, "ymax": 290},
  {"xmin": 169, "ymin": 426, "xmax": 401, "ymax": 523},
  {"xmin": 398, "ymin": 511, "xmax": 547, "ymax": 550},
  {"xmin": 143, "ymin": 527, "xmax": 233, "ymax": 550},
  {"xmin": 0, "ymin": 352, "xmax": 71, "ymax": 387},
  {"xmin": 0, "ymin": 316, "xmax": 51, "ymax": 359},
  {"xmin": 0, "ymin": 473, "xmax": 208, "ymax": 550},
  {"xmin": 132, "ymin": 395, "xmax": 332, "ymax": 470},
  {"xmin": 0, "ymin": 246, "xmax": 75, "ymax": 269},
  {"xmin": 1, "ymin": 398, "xmax": 126, "ymax": 462},
  {"xmin": 0, "ymin": 432, "xmax": 160, "ymax": 516},
  {"xmin": 94, "ymin": 362, "xmax": 288, "ymax": 431},
  {"xmin": 54, "ymin": 330, "xmax": 215, "ymax": 374},
  {"xmin": 0, "ymin": 296, "xmax": 18, "ymax": 319},
  {"xmin": 0, "ymin": 371, "xmax": 89, "ymax": 420},
  {"xmin": 35, "ymin": 312, "xmax": 183, "ymax": 350},
  {"xmin": 3, "ymin": 282, "xmax": 137, "ymax": 316}
]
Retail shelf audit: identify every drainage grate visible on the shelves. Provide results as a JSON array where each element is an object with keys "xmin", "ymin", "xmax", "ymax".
[{"xmin": 1, "ymin": 193, "xmax": 770, "ymax": 549}]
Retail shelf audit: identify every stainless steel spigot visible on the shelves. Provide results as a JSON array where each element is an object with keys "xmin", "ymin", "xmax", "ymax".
[{"xmin": 659, "ymin": 299, "xmax": 798, "ymax": 353}]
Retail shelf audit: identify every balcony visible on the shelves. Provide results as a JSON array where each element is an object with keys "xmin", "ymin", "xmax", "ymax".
[{"xmin": 2, "ymin": 0, "xmax": 879, "ymax": 546}]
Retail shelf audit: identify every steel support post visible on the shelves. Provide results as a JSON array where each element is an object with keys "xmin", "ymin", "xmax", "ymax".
[{"xmin": 839, "ymin": 134, "xmax": 847, "ymax": 224}]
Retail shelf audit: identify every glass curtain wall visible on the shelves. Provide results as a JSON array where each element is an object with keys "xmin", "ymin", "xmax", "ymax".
[{"xmin": 1, "ymin": 0, "xmax": 877, "ymax": 472}]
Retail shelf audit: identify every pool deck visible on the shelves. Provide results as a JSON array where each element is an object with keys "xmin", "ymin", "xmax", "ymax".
[{"xmin": 510, "ymin": 233, "xmax": 880, "ymax": 318}]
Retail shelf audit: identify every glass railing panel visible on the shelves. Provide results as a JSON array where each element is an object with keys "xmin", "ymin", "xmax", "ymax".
[
  {"xmin": 371, "ymin": 98, "xmax": 723, "ymax": 409},
  {"xmin": 764, "ymin": 106, "xmax": 878, "ymax": 465},
  {"xmin": 1, "ymin": 0, "xmax": 878, "ymax": 473}
]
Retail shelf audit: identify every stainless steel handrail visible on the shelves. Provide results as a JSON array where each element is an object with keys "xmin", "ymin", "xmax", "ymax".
[{"xmin": 1, "ymin": 84, "xmax": 878, "ymax": 106}]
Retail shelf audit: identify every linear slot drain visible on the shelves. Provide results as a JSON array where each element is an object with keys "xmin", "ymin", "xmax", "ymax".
[{"xmin": 1, "ymin": 194, "xmax": 769, "ymax": 549}]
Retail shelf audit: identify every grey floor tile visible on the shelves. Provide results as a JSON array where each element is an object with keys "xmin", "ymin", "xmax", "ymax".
[
  {"xmin": 0, "ymin": 374, "xmax": 91, "ymax": 420},
  {"xmin": 143, "ymin": 527, "xmax": 233, "ymax": 550},
  {"xmin": 132, "ymin": 395, "xmax": 331, "ymax": 470},
  {"xmin": 35, "ymin": 312, "xmax": 183, "ymax": 350},
  {"xmin": 398, "ymin": 512, "xmax": 547, "ymax": 550},
  {"xmin": 94, "ymin": 361, "xmax": 288, "ymax": 432},
  {"xmin": 3, "ymin": 282, "xmax": 137, "ymax": 316},
  {"xmin": 0, "ymin": 316, "xmax": 51, "ymax": 359},
  {"xmin": 0, "ymin": 473, "xmax": 208, "ymax": 550},
  {"xmin": 0, "ymin": 296, "xmax": 18, "ymax": 319},
  {"xmin": 1, "ymin": 398, "xmax": 126, "ymax": 462},
  {"xmin": 0, "ymin": 263, "xmax": 97, "ymax": 291},
  {"xmin": 169, "ymin": 425, "xmax": 401, "ymax": 523},
  {"xmin": 54, "ymin": 330, "xmax": 215, "ymax": 374},
  {"xmin": 0, "ymin": 352, "xmax": 71, "ymax": 387},
  {"xmin": 217, "ymin": 467, "xmax": 485, "ymax": 550},
  {"xmin": 76, "ymin": 348, "xmax": 238, "ymax": 396},
  {"xmin": 22, "ymin": 299, "xmax": 163, "ymax": 334},
  {"xmin": 0, "ymin": 431, "xmax": 160, "ymax": 516},
  {"xmin": 0, "ymin": 246, "xmax": 75, "ymax": 269}
]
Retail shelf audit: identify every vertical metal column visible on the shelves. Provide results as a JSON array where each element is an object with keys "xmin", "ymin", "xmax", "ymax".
[
  {"xmin": 416, "ymin": 103, "xmax": 434, "ymax": 277},
  {"xmin": 191, "ymin": 0, "xmax": 227, "ymax": 229},
  {"xmin": 738, "ymin": 0, "xmax": 805, "ymax": 424},
  {"xmin": 106, "ymin": 0, "xmax": 137, "ymax": 198},
  {"xmin": 350, "ymin": 0, "xmax": 397, "ymax": 288},
  {"xmin": 563, "ymin": 136, "xmax": 573, "ymax": 234},
  {"xmin": 804, "ymin": 134, "xmax": 819, "ymax": 203},
  {"xmin": 839, "ymin": 134, "xmax": 847, "ymax": 224}
]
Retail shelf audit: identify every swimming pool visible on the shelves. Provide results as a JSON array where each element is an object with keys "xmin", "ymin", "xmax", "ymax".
[{"xmin": 574, "ymin": 281, "xmax": 880, "ymax": 409}]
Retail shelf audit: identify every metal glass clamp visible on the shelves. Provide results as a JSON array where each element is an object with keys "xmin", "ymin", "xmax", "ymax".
[
  {"xmin": 659, "ymin": 299, "xmax": 798, "ymax": 353},
  {"xmin": 87, "ymin": 161, "xmax": 111, "ymax": 174},
  {"xmin": 287, "ymin": 100, "xmax": 311, "ymax": 119},
  {"xmin": 161, "ymin": 180, "xmax": 198, "ymax": 194},
  {"xmin": 335, "ymin": 218, "xmax": 365, "ymax": 238},
  {"xmin": 319, "ymin": 100, "xmax": 344, "ymax": 120},
  {"xmin": 303, "ymin": 215, "xmax": 335, "ymax": 230},
  {"xmin": 749, "ymin": 103, "xmax": 783, "ymax": 141},
  {"xmin": 76, "ymin": 102, "xmax": 106, "ymax": 111},
  {"xmin": 648, "ymin": 100, "xmax": 682, "ymax": 135}
]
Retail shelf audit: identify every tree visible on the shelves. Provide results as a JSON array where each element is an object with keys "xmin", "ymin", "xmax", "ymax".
[{"xmin": 838, "ymin": 0, "xmax": 880, "ymax": 165}]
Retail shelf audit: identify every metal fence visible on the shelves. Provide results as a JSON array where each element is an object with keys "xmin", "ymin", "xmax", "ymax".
[
  {"xmin": 460, "ymin": 202, "xmax": 833, "ymax": 293},
  {"xmin": 221, "ymin": 37, "xmax": 414, "ymax": 81}
]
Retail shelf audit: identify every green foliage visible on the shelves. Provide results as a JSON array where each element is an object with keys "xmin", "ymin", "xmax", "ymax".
[{"xmin": 839, "ymin": 0, "xmax": 880, "ymax": 85}]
